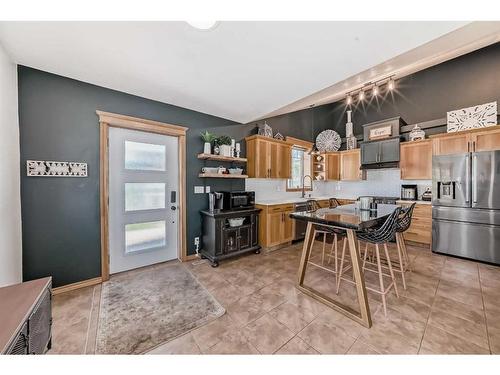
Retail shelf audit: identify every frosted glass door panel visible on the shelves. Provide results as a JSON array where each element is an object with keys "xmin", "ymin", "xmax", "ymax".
[
  {"xmin": 125, "ymin": 141, "xmax": 166, "ymax": 171},
  {"xmin": 125, "ymin": 221, "xmax": 166, "ymax": 254},
  {"xmin": 125, "ymin": 183, "xmax": 165, "ymax": 211}
]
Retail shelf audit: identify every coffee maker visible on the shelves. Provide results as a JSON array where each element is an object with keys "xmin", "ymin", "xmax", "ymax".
[{"xmin": 208, "ymin": 192, "xmax": 224, "ymax": 212}]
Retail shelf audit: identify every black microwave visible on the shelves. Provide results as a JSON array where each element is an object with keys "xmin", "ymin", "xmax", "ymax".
[{"xmin": 222, "ymin": 191, "xmax": 255, "ymax": 211}]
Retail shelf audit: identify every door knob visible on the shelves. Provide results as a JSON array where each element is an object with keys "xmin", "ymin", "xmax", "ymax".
[{"xmin": 170, "ymin": 206, "xmax": 177, "ymax": 211}]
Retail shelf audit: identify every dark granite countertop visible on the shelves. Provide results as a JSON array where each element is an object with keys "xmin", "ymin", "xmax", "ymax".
[{"xmin": 289, "ymin": 203, "xmax": 399, "ymax": 230}]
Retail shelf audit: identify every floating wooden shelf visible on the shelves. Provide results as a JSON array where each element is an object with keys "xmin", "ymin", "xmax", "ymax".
[
  {"xmin": 197, "ymin": 153, "xmax": 247, "ymax": 163},
  {"xmin": 198, "ymin": 173, "xmax": 248, "ymax": 179}
]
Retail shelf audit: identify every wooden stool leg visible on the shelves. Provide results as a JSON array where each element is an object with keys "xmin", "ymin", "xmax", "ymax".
[
  {"xmin": 321, "ymin": 231, "xmax": 327, "ymax": 265},
  {"xmin": 395, "ymin": 234, "xmax": 407, "ymax": 290},
  {"xmin": 400, "ymin": 233, "xmax": 412, "ymax": 271},
  {"xmin": 336, "ymin": 237, "xmax": 347, "ymax": 294},
  {"xmin": 384, "ymin": 243, "xmax": 399, "ymax": 298},
  {"xmin": 375, "ymin": 244, "xmax": 387, "ymax": 316},
  {"xmin": 362, "ymin": 242, "xmax": 369, "ymax": 269}
]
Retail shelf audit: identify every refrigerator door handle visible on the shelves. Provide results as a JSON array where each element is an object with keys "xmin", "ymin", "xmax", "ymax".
[
  {"xmin": 472, "ymin": 154, "xmax": 477, "ymax": 204},
  {"xmin": 437, "ymin": 181, "xmax": 441, "ymax": 199},
  {"xmin": 465, "ymin": 154, "xmax": 470, "ymax": 203}
]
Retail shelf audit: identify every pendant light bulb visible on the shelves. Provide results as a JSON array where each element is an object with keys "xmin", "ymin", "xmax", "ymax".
[
  {"xmin": 372, "ymin": 85, "xmax": 379, "ymax": 96},
  {"xmin": 358, "ymin": 90, "xmax": 365, "ymax": 101},
  {"xmin": 388, "ymin": 78, "xmax": 395, "ymax": 91},
  {"xmin": 346, "ymin": 94, "xmax": 353, "ymax": 105}
]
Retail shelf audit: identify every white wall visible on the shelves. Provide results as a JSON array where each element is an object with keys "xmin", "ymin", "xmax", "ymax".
[{"xmin": 0, "ymin": 43, "xmax": 22, "ymax": 287}]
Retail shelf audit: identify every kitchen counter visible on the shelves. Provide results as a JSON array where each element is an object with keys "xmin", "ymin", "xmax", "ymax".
[
  {"xmin": 255, "ymin": 196, "xmax": 356, "ymax": 206},
  {"xmin": 396, "ymin": 199, "xmax": 431, "ymax": 205}
]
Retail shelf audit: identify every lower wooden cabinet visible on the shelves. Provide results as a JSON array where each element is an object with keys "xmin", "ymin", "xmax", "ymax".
[
  {"xmin": 398, "ymin": 202, "xmax": 431, "ymax": 245},
  {"xmin": 256, "ymin": 203, "xmax": 295, "ymax": 249}
]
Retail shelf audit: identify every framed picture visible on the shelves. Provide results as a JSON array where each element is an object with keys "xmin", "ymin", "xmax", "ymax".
[
  {"xmin": 447, "ymin": 101, "xmax": 497, "ymax": 133},
  {"xmin": 369, "ymin": 124, "xmax": 392, "ymax": 140}
]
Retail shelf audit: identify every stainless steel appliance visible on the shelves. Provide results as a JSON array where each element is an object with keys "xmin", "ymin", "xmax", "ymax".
[
  {"xmin": 432, "ymin": 150, "xmax": 500, "ymax": 264},
  {"xmin": 359, "ymin": 196, "xmax": 374, "ymax": 210},
  {"xmin": 421, "ymin": 188, "xmax": 432, "ymax": 201},
  {"xmin": 293, "ymin": 202, "xmax": 308, "ymax": 240},
  {"xmin": 401, "ymin": 184, "xmax": 417, "ymax": 200},
  {"xmin": 221, "ymin": 191, "xmax": 255, "ymax": 211},
  {"xmin": 208, "ymin": 192, "xmax": 224, "ymax": 212}
]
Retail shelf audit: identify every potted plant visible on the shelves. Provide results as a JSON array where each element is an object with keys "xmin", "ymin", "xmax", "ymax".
[
  {"xmin": 215, "ymin": 135, "xmax": 233, "ymax": 157},
  {"xmin": 200, "ymin": 131, "xmax": 215, "ymax": 154}
]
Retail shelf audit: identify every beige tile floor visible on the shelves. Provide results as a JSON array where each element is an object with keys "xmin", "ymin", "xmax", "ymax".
[{"xmin": 49, "ymin": 239, "xmax": 500, "ymax": 354}]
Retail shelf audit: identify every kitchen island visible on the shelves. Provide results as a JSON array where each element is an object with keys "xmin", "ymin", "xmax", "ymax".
[{"xmin": 290, "ymin": 204, "xmax": 400, "ymax": 328}]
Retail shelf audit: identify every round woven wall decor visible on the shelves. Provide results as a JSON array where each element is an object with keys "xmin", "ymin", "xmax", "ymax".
[{"xmin": 316, "ymin": 129, "xmax": 341, "ymax": 152}]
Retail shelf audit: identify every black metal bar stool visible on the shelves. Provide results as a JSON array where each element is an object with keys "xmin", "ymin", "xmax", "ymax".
[
  {"xmin": 337, "ymin": 207, "xmax": 402, "ymax": 316},
  {"xmin": 393, "ymin": 203, "xmax": 416, "ymax": 289}
]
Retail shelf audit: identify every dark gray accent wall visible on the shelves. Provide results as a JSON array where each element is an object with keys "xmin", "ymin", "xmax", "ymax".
[
  {"xmin": 256, "ymin": 42, "xmax": 500, "ymax": 142},
  {"xmin": 18, "ymin": 67, "xmax": 245, "ymax": 287}
]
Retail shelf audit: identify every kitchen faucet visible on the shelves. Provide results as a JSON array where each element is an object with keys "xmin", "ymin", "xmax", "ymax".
[{"xmin": 301, "ymin": 174, "xmax": 313, "ymax": 198}]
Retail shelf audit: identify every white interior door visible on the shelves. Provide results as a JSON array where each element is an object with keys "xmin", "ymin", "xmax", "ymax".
[{"xmin": 108, "ymin": 127, "xmax": 179, "ymax": 274}]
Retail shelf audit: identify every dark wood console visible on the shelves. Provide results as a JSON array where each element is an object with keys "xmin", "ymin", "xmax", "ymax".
[
  {"xmin": 200, "ymin": 208, "xmax": 261, "ymax": 267},
  {"xmin": 0, "ymin": 277, "xmax": 52, "ymax": 354}
]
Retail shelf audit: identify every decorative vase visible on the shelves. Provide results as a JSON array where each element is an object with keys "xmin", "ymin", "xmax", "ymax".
[
  {"xmin": 345, "ymin": 110, "xmax": 357, "ymax": 150},
  {"xmin": 220, "ymin": 145, "xmax": 232, "ymax": 157},
  {"xmin": 203, "ymin": 142, "xmax": 211, "ymax": 154},
  {"xmin": 409, "ymin": 125, "xmax": 426, "ymax": 141}
]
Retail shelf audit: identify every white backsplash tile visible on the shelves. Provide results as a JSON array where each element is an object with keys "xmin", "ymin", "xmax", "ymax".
[{"xmin": 246, "ymin": 169, "xmax": 431, "ymax": 201}]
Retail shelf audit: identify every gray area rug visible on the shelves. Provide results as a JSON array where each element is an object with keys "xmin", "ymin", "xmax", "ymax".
[{"xmin": 96, "ymin": 262, "xmax": 225, "ymax": 354}]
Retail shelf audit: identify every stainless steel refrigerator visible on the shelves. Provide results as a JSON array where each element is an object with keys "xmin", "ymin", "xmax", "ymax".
[{"xmin": 432, "ymin": 150, "xmax": 500, "ymax": 264}]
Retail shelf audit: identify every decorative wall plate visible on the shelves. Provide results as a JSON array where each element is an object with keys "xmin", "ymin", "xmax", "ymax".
[
  {"xmin": 447, "ymin": 101, "xmax": 497, "ymax": 133},
  {"xmin": 316, "ymin": 130, "xmax": 341, "ymax": 152}
]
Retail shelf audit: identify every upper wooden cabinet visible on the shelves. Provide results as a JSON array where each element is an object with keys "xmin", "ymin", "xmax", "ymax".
[
  {"xmin": 325, "ymin": 152, "xmax": 340, "ymax": 180},
  {"xmin": 431, "ymin": 125, "xmax": 500, "ymax": 155},
  {"xmin": 400, "ymin": 139, "xmax": 432, "ymax": 180},
  {"xmin": 470, "ymin": 127, "xmax": 500, "ymax": 152},
  {"xmin": 340, "ymin": 149, "xmax": 365, "ymax": 181},
  {"xmin": 246, "ymin": 135, "xmax": 291, "ymax": 178}
]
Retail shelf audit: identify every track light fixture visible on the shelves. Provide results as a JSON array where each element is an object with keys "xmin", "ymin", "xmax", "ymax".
[{"xmin": 344, "ymin": 76, "xmax": 396, "ymax": 106}]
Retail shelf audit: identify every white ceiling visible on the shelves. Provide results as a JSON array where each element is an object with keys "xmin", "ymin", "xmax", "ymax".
[{"xmin": 0, "ymin": 21, "xmax": 490, "ymax": 123}]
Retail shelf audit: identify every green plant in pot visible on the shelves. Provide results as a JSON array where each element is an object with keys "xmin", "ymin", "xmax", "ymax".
[
  {"xmin": 214, "ymin": 135, "xmax": 233, "ymax": 157},
  {"xmin": 200, "ymin": 131, "xmax": 216, "ymax": 154}
]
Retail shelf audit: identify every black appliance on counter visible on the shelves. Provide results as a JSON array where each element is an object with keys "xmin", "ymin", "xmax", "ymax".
[
  {"xmin": 221, "ymin": 191, "xmax": 255, "ymax": 211},
  {"xmin": 201, "ymin": 191, "xmax": 260, "ymax": 267},
  {"xmin": 401, "ymin": 184, "xmax": 418, "ymax": 200}
]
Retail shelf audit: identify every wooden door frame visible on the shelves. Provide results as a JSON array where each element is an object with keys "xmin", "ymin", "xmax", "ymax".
[{"xmin": 97, "ymin": 110, "xmax": 188, "ymax": 282}]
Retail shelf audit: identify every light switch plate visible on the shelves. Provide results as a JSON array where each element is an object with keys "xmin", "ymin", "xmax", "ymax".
[
  {"xmin": 205, "ymin": 186, "xmax": 211, "ymax": 193},
  {"xmin": 194, "ymin": 186, "xmax": 204, "ymax": 194}
]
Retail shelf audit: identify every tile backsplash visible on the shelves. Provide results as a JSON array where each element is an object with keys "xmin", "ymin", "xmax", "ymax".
[{"xmin": 246, "ymin": 169, "xmax": 431, "ymax": 201}]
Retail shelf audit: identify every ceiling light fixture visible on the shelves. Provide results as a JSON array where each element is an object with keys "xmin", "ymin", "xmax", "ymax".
[
  {"xmin": 372, "ymin": 85, "xmax": 379, "ymax": 96},
  {"xmin": 186, "ymin": 21, "xmax": 219, "ymax": 30},
  {"xmin": 358, "ymin": 90, "xmax": 365, "ymax": 101}
]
